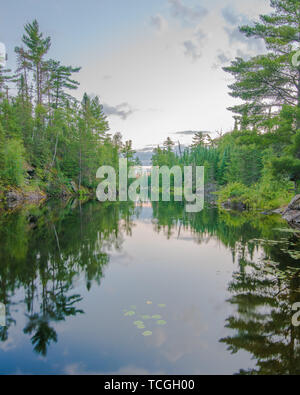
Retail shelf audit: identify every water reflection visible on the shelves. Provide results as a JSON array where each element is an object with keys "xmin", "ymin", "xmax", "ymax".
[
  {"xmin": 0, "ymin": 199, "xmax": 299, "ymax": 374},
  {"xmin": 220, "ymin": 263, "xmax": 300, "ymax": 375},
  {"xmin": 151, "ymin": 201, "xmax": 300, "ymax": 375},
  {"xmin": 0, "ymin": 200, "xmax": 135, "ymax": 356}
]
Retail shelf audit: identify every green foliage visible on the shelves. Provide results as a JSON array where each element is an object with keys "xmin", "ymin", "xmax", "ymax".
[
  {"xmin": 1, "ymin": 139, "xmax": 25, "ymax": 186},
  {"xmin": 213, "ymin": 0, "xmax": 300, "ymax": 210},
  {"xmin": 0, "ymin": 19, "xmax": 132, "ymax": 197},
  {"xmin": 1, "ymin": 4, "xmax": 300, "ymax": 209},
  {"xmin": 217, "ymin": 178, "xmax": 294, "ymax": 211},
  {"xmin": 224, "ymin": 0, "xmax": 300, "ymax": 129},
  {"xmin": 217, "ymin": 182, "xmax": 251, "ymax": 207}
]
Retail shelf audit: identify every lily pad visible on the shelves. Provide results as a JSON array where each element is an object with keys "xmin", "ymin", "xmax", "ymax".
[
  {"xmin": 158, "ymin": 304, "xmax": 166, "ymax": 308},
  {"xmin": 141, "ymin": 315, "xmax": 151, "ymax": 320},
  {"xmin": 124, "ymin": 311, "xmax": 135, "ymax": 317},
  {"xmin": 130, "ymin": 305, "xmax": 137, "ymax": 310},
  {"xmin": 134, "ymin": 321, "xmax": 144, "ymax": 326},
  {"xmin": 152, "ymin": 315, "xmax": 162, "ymax": 319},
  {"xmin": 156, "ymin": 320, "xmax": 167, "ymax": 326},
  {"xmin": 142, "ymin": 331, "xmax": 153, "ymax": 337}
]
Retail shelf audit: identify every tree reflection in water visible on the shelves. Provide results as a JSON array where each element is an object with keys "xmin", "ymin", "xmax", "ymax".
[
  {"xmin": 0, "ymin": 199, "xmax": 135, "ymax": 356},
  {"xmin": 151, "ymin": 201, "xmax": 300, "ymax": 375},
  {"xmin": 0, "ymin": 199, "xmax": 299, "ymax": 372}
]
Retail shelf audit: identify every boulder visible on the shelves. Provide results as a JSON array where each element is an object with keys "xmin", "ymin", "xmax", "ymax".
[
  {"xmin": 272, "ymin": 207, "xmax": 287, "ymax": 215},
  {"xmin": 4, "ymin": 189, "xmax": 46, "ymax": 208},
  {"xmin": 70, "ymin": 181, "xmax": 78, "ymax": 193},
  {"xmin": 282, "ymin": 210, "xmax": 300, "ymax": 223},
  {"xmin": 285, "ymin": 194, "xmax": 300, "ymax": 212},
  {"xmin": 222, "ymin": 199, "xmax": 246, "ymax": 211},
  {"xmin": 282, "ymin": 195, "xmax": 300, "ymax": 228},
  {"xmin": 6, "ymin": 191, "xmax": 23, "ymax": 203}
]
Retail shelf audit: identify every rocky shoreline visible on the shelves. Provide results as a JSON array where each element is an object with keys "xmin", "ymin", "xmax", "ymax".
[
  {"xmin": 281, "ymin": 195, "xmax": 300, "ymax": 229},
  {"xmin": 1, "ymin": 185, "xmax": 300, "ymax": 230},
  {"xmin": 0, "ymin": 182, "xmax": 93, "ymax": 209},
  {"xmin": 221, "ymin": 194, "xmax": 300, "ymax": 229},
  {"xmin": 2, "ymin": 188, "xmax": 48, "ymax": 209}
]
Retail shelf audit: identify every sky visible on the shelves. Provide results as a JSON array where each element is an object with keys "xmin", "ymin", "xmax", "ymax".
[{"xmin": 1, "ymin": 0, "xmax": 272, "ymax": 149}]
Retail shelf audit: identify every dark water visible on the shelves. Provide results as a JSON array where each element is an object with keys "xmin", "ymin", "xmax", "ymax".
[{"xmin": 0, "ymin": 200, "xmax": 299, "ymax": 375}]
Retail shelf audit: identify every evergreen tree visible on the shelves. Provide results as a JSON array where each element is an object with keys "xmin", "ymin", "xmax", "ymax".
[
  {"xmin": 21, "ymin": 20, "xmax": 51, "ymax": 105},
  {"xmin": 224, "ymin": 0, "xmax": 300, "ymax": 129}
]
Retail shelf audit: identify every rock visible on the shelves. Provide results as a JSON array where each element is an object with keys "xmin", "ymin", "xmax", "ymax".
[
  {"xmin": 70, "ymin": 181, "xmax": 78, "ymax": 193},
  {"xmin": 24, "ymin": 163, "xmax": 36, "ymax": 179},
  {"xmin": 6, "ymin": 191, "xmax": 24, "ymax": 203},
  {"xmin": 282, "ymin": 210, "xmax": 300, "ymax": 224},
  {"xmin": 71, "ymin": 198, "xmax": 79, "ymax": 209},
  {"xmin": 4, "ymin": 189, "xmax": 46, "ymax": 208},
  {"xmin": 222, "ymin": 199, "xmax": 246, "ymax": 211},
  {"xmin": 5, "ymin": 191, "xmax": 24, "ymax": 208},
  {"xmin": 24, "ymin": 192, "xmax": 46, "ymax": 202},
  {"xmin": 282, "ymin": 195, "xmax": 300, "ymax": 228},
  {"xmin": 284, "ymin": 194, "xmax": 300, "ymax": 212},
  {"xmin": 272, "ymin": 207, "xmax": 287, "ymax": 215}
]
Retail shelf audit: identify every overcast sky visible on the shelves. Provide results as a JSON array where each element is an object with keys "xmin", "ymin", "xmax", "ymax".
[{"xmin": 1, "ymin": 0, "xmax": 271, "ymax": 149}]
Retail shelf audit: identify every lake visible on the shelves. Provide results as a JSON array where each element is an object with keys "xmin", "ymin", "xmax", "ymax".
[{"xmin": 0, "ymin": 199, "xmax": 299, "ymax": 375}]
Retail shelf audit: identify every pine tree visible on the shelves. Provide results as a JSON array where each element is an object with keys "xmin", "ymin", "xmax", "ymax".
[
  {"xmin": 163, "ymin": 137, "xmax": 175, "ymax": 151},
  {"xmin": 192, "ymin": 131, "xmax": 210, "ymax": 147},
  {"xmin": 22, "ymin": 20, "xmax": 51, "ymax": 105},
  {"xmin": 0, "ymin": 66, "xmax": 13, "ymax": 98},
  {"xmin": 224, "ymin": 0, "xmax": 300, "ymax": 129},
  {"xmin": 15, "ymin": 46, "xmax": 32, "ymax": 102},
  {"xmin": 45, "ymin": 60, "xmax": 81, "ymax": 109}
]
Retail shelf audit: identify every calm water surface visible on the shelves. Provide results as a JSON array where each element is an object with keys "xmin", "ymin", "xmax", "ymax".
[{"xmin": 0, "ymin": 200, "xmax": 299, "ymax": 375}]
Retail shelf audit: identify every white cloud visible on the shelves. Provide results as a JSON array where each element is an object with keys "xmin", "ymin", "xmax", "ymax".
[{"xmin": 77, "ymin": 0, "xmax": 273, "ymax": 149}]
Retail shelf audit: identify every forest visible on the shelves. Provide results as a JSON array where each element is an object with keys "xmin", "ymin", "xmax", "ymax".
[
  {"xmin": 152, "ymin": 0, "xmax": 300, "ymax": 210},
  {"xmin": 0, "ymin": 20, "xmax": 137, "ymax": 201},
  {"xmin": 1, "ymin": 0, "xmax": 300, "ymax": 376},
  {"xmin": 0, "ymin": 0, "xmax": 300, "ymax": 211}
]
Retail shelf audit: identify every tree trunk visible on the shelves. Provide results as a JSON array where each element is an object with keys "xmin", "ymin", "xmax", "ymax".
[
  {"xmin": 79, "ymin": 146, "xmax": 82, "ymax": 190},
  {"xmin": 36, "ymin": 64, "xmax": 40, "ymax": 105},
  {"xmin": 51, "ymin": 132, "xmax": 59, "ymax": 168},
  {"xmin": 297, "ymin": 69, "xmax": 300, "ymax": 130}
]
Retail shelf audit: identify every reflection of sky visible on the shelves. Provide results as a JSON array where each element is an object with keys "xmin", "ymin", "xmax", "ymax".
[
  {"xmin": 133, "ymin": 205, "xmax": 153, "ymax": 222},
  {"xmin": 0, "ymin": 207, "xmax": 256, "ymax": 375}
]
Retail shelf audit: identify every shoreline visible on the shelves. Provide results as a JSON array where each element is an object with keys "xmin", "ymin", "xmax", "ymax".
[{"xmin": 0, "ymin": 184, "xmax": 93, "ymax": 210}]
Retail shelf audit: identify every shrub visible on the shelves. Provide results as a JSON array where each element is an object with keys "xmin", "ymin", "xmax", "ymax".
[{"xmin": 1, "ymin": 139, "xmax": 26, "ymax": 186}]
